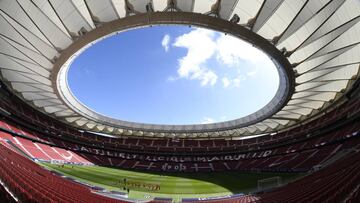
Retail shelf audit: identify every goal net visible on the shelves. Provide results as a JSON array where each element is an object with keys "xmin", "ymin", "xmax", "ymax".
[{"xmin": 257, "ymin": 176, "xmax": 282, "ymax": 191}]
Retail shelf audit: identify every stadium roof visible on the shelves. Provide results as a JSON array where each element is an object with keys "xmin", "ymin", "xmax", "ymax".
[{"xmin": 0, "ymin": 0, "xmax": 359, "ymax": 138}]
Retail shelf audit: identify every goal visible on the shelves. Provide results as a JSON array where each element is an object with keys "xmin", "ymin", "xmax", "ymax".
[{"xmin": 257, "ymin": 176, "xmax": 282, "ymax": 191}]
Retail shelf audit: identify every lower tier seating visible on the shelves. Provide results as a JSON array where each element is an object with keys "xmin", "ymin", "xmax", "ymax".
[
  {"xmin": 0, "ymin": 131, "xmax": 92, "ymax": 165},
  {"xmin": 181, "ymin": 194, "xmax": 259, "ymax": 203},
  {"xmin": 256, "ymin": 149, "xmax": 360, "ymax": 203},
  {"xmin": 0, "ymin": 143, "xmax": 124, "ymax": 203},
  {"xmin": 179, "ymin": 149, "xmax": 360, "ymax": 203}
]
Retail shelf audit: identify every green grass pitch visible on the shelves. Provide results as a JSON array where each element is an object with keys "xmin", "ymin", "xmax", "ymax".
[{"xmin": 41, "ymin": 163, "xmax": 302, "ymax": 201}]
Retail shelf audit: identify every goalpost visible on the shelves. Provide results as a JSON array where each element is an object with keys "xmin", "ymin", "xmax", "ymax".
[
  {"xmin": 257, "ymin": 176, "xmax": 282, "ymax": 191},
  {"xmin": 50, "ymin": 159, "xmax": 65, "ymax": 165}
]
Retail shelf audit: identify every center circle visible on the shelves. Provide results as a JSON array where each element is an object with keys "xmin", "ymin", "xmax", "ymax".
[{"xmin": 67, "ymin": 25, "xmax": 279, "ymax": 125}]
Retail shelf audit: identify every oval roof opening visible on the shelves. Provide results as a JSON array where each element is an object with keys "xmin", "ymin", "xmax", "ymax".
[{"xmin": 67, "ymin": 25, "xmax": 280, "ymax": 125}]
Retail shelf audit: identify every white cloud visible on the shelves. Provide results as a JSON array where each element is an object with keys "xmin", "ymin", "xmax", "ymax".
[
  {"xmin": 247, "ymin": 71, "xmax": 257, "ymax": 76},
  {"xmin": 222, "ymin": 75, "xmax": 245, "ymax": 88},
  {"xmin": 201, "ymin": 117, "xmax": 215, "ymax": 124},
  {"xmin": 222, "ymin": 77, "xmax": 230, "ymax": 88},
  {"xmin": 161, "ymin": 34, "xmax": 170, "ymax": 52},
  {"xmin": 201, "ymin": 116, "xmax": 228, "ymax": 124},
  {"xmin": 170, "ymin": 28, "xmax": 272, "ymax": 87},
  {"xmin": 233, "ymin": 77, "xmax": 242, "ymax": 87},
  {"xmin": 173, "ymin": 28, "xmax": 218, "ymax": 86},
  {"xmin": 216, "ymin": 34, "xmax": 268, "ymax": 66},
  {"xmin": 214, "ymin": 34, "xmax": 266, "ymax": 87}
]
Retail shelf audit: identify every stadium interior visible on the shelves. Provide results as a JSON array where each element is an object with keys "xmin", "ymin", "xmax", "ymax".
[{"xmin": 0, "ymin": 0, "xmax": 360, "ymax": 203}]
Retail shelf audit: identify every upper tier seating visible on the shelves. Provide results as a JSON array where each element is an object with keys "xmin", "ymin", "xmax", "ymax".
[
  {"xmin": 2, "ymin": 121, "xmax": 358, "ymax": 173},
  {"xmin": 1, "ymin": 87, "xmax": 360, "ymax": 155}
]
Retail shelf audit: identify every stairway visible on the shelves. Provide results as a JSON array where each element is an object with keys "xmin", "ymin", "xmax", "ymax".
[
  {"xmin": 319, "ymin": 149, "xmax": 353, "ymax": 168},
  {"xmin": 5, "ymin": 140, "xmax": 32, "ymax": 160}
]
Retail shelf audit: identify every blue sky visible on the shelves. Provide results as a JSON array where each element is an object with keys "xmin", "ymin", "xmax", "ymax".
[{"xmin": 68, "ymin": 25, "xmax": 279, "ymax": 125}]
